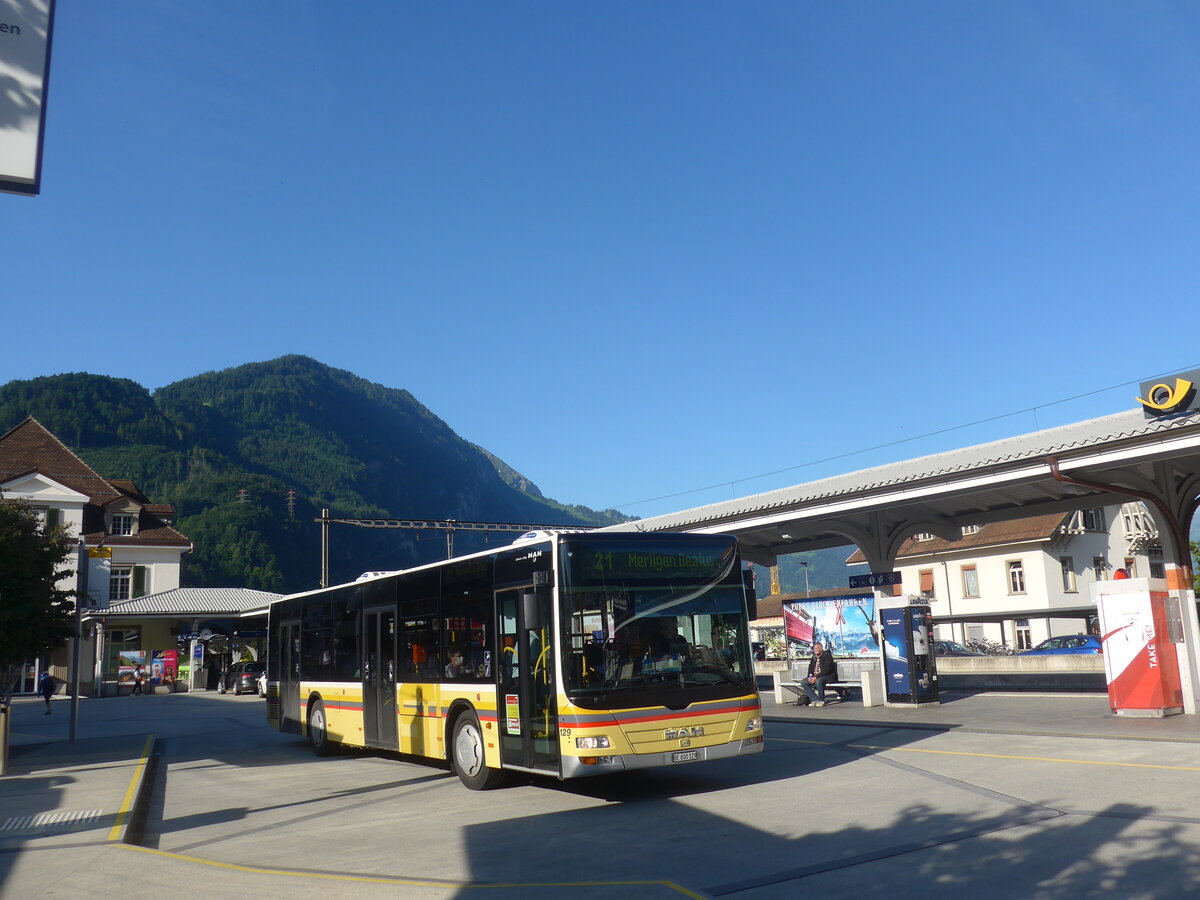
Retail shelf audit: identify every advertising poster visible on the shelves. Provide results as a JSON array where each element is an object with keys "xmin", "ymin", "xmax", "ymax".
[
  {"xmin": 151, "ymin": 649, "xmax": 178, "ymax": 685},
  {"xmin": 117, "ymin": 650, "xmax": 146, "ymax": 684},
  {"xmin": 881, "ymin": 609, "xmax": 910, "ymax": 696},
  {"xmin": 783, "ymin": 595, "xmax": 878, "ymax": 658}
]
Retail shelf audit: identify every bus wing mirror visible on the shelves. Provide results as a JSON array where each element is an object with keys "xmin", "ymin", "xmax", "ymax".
[
  {"xmin": 743, "ymin": 569, "xmax": 758, "ymax": 621},
  {"xmin": 522, "ymin": 589, "xmax": 544, "ymax": 631}
]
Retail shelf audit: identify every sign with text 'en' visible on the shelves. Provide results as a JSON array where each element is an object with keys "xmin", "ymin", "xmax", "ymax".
[{"xmin": 0, "ymin": 0, "xmax": 55, "ymax": 196}]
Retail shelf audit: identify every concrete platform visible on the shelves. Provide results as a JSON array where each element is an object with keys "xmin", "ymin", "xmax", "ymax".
[{"xmin": 3, "ymin": 690, "xmax": 1198, "ymax": 898}]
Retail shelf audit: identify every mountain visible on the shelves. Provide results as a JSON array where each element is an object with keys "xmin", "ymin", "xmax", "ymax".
[
  {"xmin": 0, "ymin": 356, "xmax": 628, "ymax": 592},
  {"xmin": 750, "ymin": 547, "xmax": 859, "ymax": 597}
]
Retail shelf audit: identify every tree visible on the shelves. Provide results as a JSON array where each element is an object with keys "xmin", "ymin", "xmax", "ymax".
[
  {"xmin": 1193, "ymin": 541, "xmax": 1200, "ymax": 594},
  {"xmin": 0, "ymin": 499, "xmax": 77, "ymax": 703}
]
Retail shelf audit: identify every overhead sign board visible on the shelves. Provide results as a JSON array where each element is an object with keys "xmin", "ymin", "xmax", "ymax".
[
  {"xmin": 849, "ymin": 572, "xmax": 902, "ymax": 589},
  {"xmin": 0, "ymin": 0, "xmax": 55, "ymax": 196}
]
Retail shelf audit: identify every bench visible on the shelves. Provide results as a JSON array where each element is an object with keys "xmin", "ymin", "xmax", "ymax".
[
  {"xmin": 774, "ymin": 663, "xmax": 883, "ymax": 708},
  {"xmin": 778, "ymin": 680, "xmax": 861, "ymax": 705}
]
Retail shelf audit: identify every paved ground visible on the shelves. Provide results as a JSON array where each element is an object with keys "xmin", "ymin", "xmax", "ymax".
[{"xmin": 2, "ymin": 689, "xmax": 1198, "ymax": 898}]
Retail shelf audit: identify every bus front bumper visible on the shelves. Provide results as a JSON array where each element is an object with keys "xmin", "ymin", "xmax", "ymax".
[{"xmin": 560, "ymin": 734, "xmax": 764, "ymax": 779}]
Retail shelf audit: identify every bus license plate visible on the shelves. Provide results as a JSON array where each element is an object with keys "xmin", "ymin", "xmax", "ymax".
[{"xmin": 672, "ymin": 750, "xmax": 699, "ymax": 763}]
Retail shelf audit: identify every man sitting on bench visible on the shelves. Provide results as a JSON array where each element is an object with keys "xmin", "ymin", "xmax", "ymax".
[{"xmin": 799, "ymin": 642, "xmax": 838, "ymax": 707}]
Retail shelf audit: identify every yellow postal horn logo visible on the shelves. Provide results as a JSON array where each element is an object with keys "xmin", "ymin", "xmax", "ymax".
[{"xmin": 1137, "ymin": 377, "xmax": 1194, "ymax": 413}]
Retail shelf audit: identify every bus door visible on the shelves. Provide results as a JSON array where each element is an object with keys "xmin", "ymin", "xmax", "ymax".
[
  {"xmin": 362, "ymin": 607, "xmax": 398, "ymax": 748},
  {"xmin": 280, "ymin": 619, "xmax": 301, "ymax": 731},
  {"xmin": 496, "ymin": 582, "xmax": 559, "ymax": 773}
]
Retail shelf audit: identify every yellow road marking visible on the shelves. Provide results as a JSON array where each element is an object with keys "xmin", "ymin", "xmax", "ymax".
[
  {"xmin": 119, "ymin": 845, "xmax": 704, "ymax": 896},
  {"xmin": 107, "ymin": 734, "xmax": 155, "ymax": 841},
  {"xmin": 771, "ymin": 736, "xmax": 1200, "ymax": 772}
]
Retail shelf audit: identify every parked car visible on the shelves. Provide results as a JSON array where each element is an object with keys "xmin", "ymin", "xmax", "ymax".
[
  {"xmin": 1020, "ymin": 635, "xmax": 1103, "ymax": 655},
  {"xmin": 218, "ymin": 661, "xmax": 265, "ymax": 694},
  {"xmin": 257, "ymin": 669, "xmax": 268, "ymax": 698},
  {"xmin": 933, "ymin": 640, "xmax": 984, "ymax": 657},
  {"xmin": 751, "ymin": 642, "xmax": 766, "ymax": 661}
]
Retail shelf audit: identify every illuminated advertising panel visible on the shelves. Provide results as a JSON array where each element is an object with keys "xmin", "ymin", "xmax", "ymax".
[{"xmin": 783, "ymin": 595, "xmax": 878, "ymax": 658}]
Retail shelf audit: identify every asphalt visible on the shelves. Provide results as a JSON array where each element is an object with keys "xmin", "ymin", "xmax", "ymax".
[
  {"xmin": 2, "ymin": 689, "xmax": 1198, "ymax": 898},
  {"xmin": 762, "ymin": 688, "xmax": 1200, "ymax": 743}
]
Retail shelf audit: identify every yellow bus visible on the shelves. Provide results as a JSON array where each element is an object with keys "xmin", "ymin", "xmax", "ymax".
[{"xmin": 266, "ymin": 530, "xmax": 763, "ymax": 788}]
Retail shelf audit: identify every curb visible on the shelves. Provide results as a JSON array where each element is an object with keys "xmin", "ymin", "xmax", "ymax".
[{"xmin": 123, "ymin": 741, "xmax": 161, "ymax": 846}]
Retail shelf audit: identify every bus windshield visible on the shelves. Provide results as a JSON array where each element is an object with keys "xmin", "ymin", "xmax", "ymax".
[{"xmin": 560, "ymin": 534, "xmax": 755, "ymax": 709}]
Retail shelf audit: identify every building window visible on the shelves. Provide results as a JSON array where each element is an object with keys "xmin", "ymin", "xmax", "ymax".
[
  {"xmin": 110, "ymin": 566, "xmax": 132, "ymax": 601},
  {"xmin": 110, "ymin": 514, "xmax": 135, "ymax": 536},
  {"xmin": 1015, "ymin": 619, "xmax": 1032, "ymax": 651},
  {"xmin": 1067, "ymin": 508, "xmax": 1107, "ymax": 533},
  {"xmin": 961, "ymin": 566, "xmax": 980, "ymax": 598},
  {"xmin": 919, "ymin": 569, "xmax": 935, "ymax": 600},
  {"xmin": 1124, "ymin": 558, "xmax": 1136, "ymax": 578},
  {"xmin": 1150, "ymin": 562, "xmax": 1165, "ymax": 579},
  {"xmin": 105, "ymin": 627, "xmax": 141, "ymax": 674},
  {"xmin": 34, "ymin": 507, "xmax": 63, "ymax": 530},
  {"xmin": 1007, "ymin": 560, "xmax": 1026, "ymax": 594},
  {"xmin": 1092, "ymin": 556, "xmax": 1107, "ymax": 581},
  {"xmin": 1060, "ymin": 557, "xmax": 1076, "ymax": 593},
  {"xmin": 109, "ymin": 565, "xmax": 147, "ymax": 602}
]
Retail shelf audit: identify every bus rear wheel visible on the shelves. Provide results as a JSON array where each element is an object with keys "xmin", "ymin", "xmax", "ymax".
[
  {"xmin": 452, "ymin": 711, "xmax": 506, "ymax": 790},
  {"xmin": 308, "ymin": 698, "xmax": 338, "ymax": 757}
]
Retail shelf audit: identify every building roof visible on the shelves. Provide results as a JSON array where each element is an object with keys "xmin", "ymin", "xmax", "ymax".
[
  {"xmin": 90, "ymin": 587, "xmax": 281, "ymax": 617},
  {"xmin": 616, "ymin": 408, "xmax": 1199, "ymax": 534},
  {"xmin": 0, "ymin": 417, "xmax": 189, "ymax": 547},
  {"xmin": 756, "ymin": 587, "xmax": 873, "ymax": 619},
  {"xmin": 603, "ymin": 405, "xmax": 1200, "ymax": 567},
  {"xmin": 845, "ymin": 512, "xmax": 1071, "ymax": 564},
  {"xmin": 0, "ymin": 417, "xmax": 121, "ymax": 505}
]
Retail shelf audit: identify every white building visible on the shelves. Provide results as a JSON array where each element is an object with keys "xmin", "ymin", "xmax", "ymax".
[
  {"xmin": 0, "ymin": 417, "xmax": 192, "ymax": 692},
  {"xmin": 848, "ymin": 504, "xmax": 1163, "ymax": 649}
]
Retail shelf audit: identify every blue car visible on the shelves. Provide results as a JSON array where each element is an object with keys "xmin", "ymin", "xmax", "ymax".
[{"xmin": 1021, "ymin": 635, "xmax": 1103, "ymax": 655}]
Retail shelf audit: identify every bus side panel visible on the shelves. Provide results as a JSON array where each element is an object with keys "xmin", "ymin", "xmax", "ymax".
[
  {"xmin": 397, "ymin": 681, "xmax": 442, "ymax": 758},
  {"xmin": 432, "ymin": 685, "xmax": 501, "ymax": 769},
  {"xmin": 302, "ymin": 682, "xmax": 366, "ymax": 749}
]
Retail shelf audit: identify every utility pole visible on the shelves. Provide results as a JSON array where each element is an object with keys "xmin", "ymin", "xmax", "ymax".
[
  {"xmin": 799, "ymin": 560, "xmax": 810, "ymax": 597},
  {"xmin": 70, "ymin": 539, "xmax": 87, "ymax": 743},
  {"xmin": 320, "ymin": 508, "xmax": 330, "ymax": 588}
]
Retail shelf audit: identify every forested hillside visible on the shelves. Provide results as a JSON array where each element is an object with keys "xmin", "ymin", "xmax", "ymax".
[{"xmin": 0, "ymin": 356, "xmax": 627, "ymax": 592}]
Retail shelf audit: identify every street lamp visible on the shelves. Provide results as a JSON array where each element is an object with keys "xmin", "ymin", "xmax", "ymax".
[{"xmin": 798, "ymin": 561, "xmax": 810, "ymax": 597}]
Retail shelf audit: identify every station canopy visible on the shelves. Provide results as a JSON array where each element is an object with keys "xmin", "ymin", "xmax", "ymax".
[{"xmin": 606, "ymin": 406, "xmax": 1200, "ymax": 571}]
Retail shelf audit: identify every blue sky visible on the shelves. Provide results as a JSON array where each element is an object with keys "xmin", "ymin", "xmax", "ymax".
[{"xmin": 2, "ymin": 2, "xmax": 1199, "ymax": 520}]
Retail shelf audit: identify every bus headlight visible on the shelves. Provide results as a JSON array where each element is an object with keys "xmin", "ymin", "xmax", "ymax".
[
  {"xmin": 576, "ymin": 736, "xmax": 611, "ymax": 750},
  {"xmin": 746, "ymin": 717, "xmax": 762, "ymax": 732}
]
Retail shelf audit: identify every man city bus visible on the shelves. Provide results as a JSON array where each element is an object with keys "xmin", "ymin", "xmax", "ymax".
[{"xmin": 265, "ymin": 531, "xmax": 763, "ymax": 788}]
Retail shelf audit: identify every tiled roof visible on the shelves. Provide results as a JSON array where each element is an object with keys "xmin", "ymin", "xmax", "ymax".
[
  {"xmin": 91, "ymin": 587, "xmax": 281, "ymax": 616},
  {"xmin": 83, "ymin": 526, "xmax": 192, "ymax": 547},
  {"xmin": 845, "ymin": 512, "xmax": 1070, "ymax": 563},
  {"xmin": 0, "ymin": 417, "xmax": 121, "ymax": 504},
  {"xmin": 0, "ymin": 417, "xmax": 189, "ymax": 546}
]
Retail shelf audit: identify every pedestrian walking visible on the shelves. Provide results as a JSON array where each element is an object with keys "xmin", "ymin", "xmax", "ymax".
[
  {"xmin": 132, "ymin": 665, "xmax": 146, "ymax": 695},
  {"xmin": 38, "ymin": 671, "xmax": 56, "ymax": 714}
]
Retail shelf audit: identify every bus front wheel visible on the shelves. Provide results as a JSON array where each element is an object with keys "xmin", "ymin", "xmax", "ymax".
[
  {"xmin": 452, "ymin": 711, "xmax": 506, "ymax": 790},
  {"xmin": 308, "ymin": 698, "xmax": 337, "ymax": 757}
]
